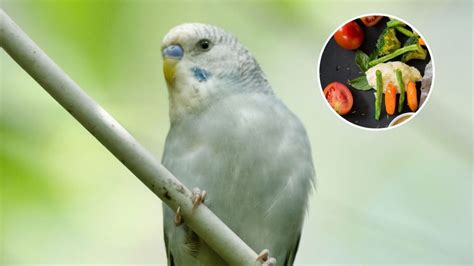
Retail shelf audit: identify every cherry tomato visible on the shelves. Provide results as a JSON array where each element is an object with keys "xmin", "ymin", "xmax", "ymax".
[
  {"xmin": 333, "ymin": 21, "xmax": 364, "ymax": 50},
  {"xmin": 360, "ymin": 16, "xmax": 383, "ymax": 27},
  {"xmin": 323, "ymin": 82, "xmax": 353, "ymax": 115}
]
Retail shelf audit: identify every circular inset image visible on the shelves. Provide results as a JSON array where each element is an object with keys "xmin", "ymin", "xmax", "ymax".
[{"xmin": 318, "ymin": 14, "xmax": 434, "ymax": 129}]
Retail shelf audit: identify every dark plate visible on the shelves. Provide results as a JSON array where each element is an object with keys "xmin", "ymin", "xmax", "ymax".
[{"xmin": 319, "ymin": 16, "xmax": 431, "ymax": 128}]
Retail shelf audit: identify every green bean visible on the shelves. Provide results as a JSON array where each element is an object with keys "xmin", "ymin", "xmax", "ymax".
[
  {"xmin": 386, "ymin": 19, "xmax": 405, "ymax": 28},
  {"xmin": 368, "ymin": 44, "xmax": 418, "ymax": 67},
  {"xmin": 396, "ymin": 69, "xmax": 405, "ymax": 113},
  {"xmin": 395, "ymin": 26, "xmax": 415, "ymax": 37},
  {"xmin": 375, "ymin": 70, "xmax": 383, "ymax": 120}
]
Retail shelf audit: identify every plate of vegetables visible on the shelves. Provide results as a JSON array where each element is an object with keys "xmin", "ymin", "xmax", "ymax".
[{"xmin": 319, "ymin": 15, "xmax": 433, "ymax": 129}]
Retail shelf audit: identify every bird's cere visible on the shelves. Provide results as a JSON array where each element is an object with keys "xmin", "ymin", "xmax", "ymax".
[
  {"xmin": 191, "ymin": 67, "xmax": 210, "ymax": 82},
  {"xmin": 163, "ymin": 44, "xmax": 184, "ymax": 59}
]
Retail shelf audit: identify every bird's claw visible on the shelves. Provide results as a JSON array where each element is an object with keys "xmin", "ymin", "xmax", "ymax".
[
  {"xmin": 263, "ymin": 258, "xmax": 276, "ymax": 266},
  {"xmin": 174, "ymin": 206, "xmax": 183, "ymax": 226},
  {"xmin": 256, "ymin": 249, "xmax": 276, "ymax": 266},
  {"xmin": 192, "ymin": 187, "xmax": 207, "ymax": 209}
]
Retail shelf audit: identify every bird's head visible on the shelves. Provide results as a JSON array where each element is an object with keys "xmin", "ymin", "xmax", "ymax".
[{"xmin": 161, "ymin": 23, "xmax": 271, "ymax": 121}]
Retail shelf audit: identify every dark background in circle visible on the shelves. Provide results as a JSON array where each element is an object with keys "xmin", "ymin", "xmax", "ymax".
[{"xmin": 319, "ymin": 16, "xmax": 431, "ymax": 129}]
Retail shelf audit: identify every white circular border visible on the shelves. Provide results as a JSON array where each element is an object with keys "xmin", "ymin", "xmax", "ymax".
[{"xmin": 316, "ymin": 13, "xmax": 436, "ymax": 131}]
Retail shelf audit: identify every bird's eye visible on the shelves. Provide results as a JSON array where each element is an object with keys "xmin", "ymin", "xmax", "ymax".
[{"xmin": 197, "ymin": 39, "xmax": 211, "ymax": 51}]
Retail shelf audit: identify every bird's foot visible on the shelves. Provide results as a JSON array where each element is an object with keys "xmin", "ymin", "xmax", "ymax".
[
  {"xmin": 192, "ymin": 187, "xmax": 207, "ymax": 209},
  {"xmin": 175, "ymin": 186, "xmax": 206, "ymax": 226},
  {"xmin": 263, "ymin": 258, "xmax": 277, "ymax": 266},
  {"xmin": 257, "ymin": 249, "xmax": 276, "ymax": 266},
  {"xmin": 174, "ymin": 206, "xmax": 183, "ymax": 226}
]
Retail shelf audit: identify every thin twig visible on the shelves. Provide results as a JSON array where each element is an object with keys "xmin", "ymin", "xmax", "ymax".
[{"xmin": 0, "ymin": 9, "xmax": 261, "ymax": 265}]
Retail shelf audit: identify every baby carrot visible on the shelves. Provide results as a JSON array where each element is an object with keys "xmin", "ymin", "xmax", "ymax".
[
  {"xmin": 407, "ymin": 81, "xmax": 418, "ymax": 111},
  {"xmin": 385, "ymin": 82, "xmax": 397, "ymax": 115},
  {"xmin": 418, "ymin": 38, "xmax": 426, "ymax": 46}
]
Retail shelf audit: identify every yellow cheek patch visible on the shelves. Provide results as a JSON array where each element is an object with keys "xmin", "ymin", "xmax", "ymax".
[{"xmin": 163, "ymin": 58, "xmax": 179, "ymax": 86}]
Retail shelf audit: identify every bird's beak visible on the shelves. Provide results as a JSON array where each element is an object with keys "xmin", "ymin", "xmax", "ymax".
[{"xmin": 162, "ymin": 44, "xmax": 184, "ymax": 87}]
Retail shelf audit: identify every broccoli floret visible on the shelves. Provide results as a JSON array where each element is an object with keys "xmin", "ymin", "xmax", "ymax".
[
  {"xmin": 375, "ymin": 28, "xmax": 401, "ymax": 56},
  {"xmin": 401, "ymin": 36, "xmax": 427, "ymax": 62}
]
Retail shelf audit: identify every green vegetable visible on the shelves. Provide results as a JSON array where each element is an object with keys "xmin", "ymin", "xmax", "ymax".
[
  {"xmin": 386, "ymin": 18, "xmax": 405, "ymax": 28},
  {"xmin": 348, "ymin": 75, "xmax": 371, "ymax": 91},
  {"xmin": 401, "ymin": 36, "xmax": 427, "ymax": 62},
  {"xmin": 375, "ymin": 28, "xmax": 401, "ymax": 56},
  {"xmin": 355, "ymin": 50, "xmax": 370, "ymax": 72},
  {"xmin": 395, "ymin": 26, "xmax": 415, "ymax": 37},
  {"xmin": 375, "ymin": 70, "xmax": 383, "ymax": 120},
  {"xmin": 387, "ymin": 19, "xmax": 416, "ymax": 37},
  {"xmin": 396, "ymin": 69, "xmax": 405, "ymax": 112},
  {"xmin": 369, "ymin": 50, "xmax": 378, "ymax": 61},
  {"xmin": 368, "ymin": 44, "xmax": 419, "ymax": 67}
]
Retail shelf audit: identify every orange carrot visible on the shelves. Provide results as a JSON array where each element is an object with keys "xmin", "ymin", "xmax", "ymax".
[
  {"xmin": 407, "ymin": 81, "xmax": 418, "ymax": 111},
  {"xmin": 385, "ymin": 82, "xmax": 397, "ymax": 115},
  {"xmin": 418, "ymin": 38, "xmax": 426, "ymax": 46}
]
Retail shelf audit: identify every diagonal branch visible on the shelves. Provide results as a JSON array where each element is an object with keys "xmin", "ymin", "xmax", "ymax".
[{"xmin": 0, "ymin": 9, "xmax": 262, "ymax": 265}]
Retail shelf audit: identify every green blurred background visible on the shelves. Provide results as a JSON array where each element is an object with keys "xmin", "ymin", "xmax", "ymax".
[{"xmin": 0, "ymin": 0, "xmax": 472, "ymax": 265}]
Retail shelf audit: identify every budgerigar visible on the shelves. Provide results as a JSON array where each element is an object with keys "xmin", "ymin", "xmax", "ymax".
[{"xmin": 161, "ymin": 23, "xmax": 315, "ymax": 266}]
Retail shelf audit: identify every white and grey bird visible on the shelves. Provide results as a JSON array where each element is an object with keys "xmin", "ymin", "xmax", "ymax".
[{"xmin": 160, "ymin": 23, "xmax": 315, "ymax": 266}]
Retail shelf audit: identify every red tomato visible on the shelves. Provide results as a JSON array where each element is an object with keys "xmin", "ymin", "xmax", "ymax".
[
  {"xmin": 323, "ymin": 82, "xmax": 353, "ymax": 115},
  {"xmin": 360, "ymin": 16, "xmax": 383, "ymax": 27},
  {"xmin": 333, "ymin": 21, "xmax": 364, "ymax": 50}
]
